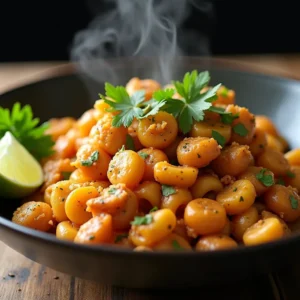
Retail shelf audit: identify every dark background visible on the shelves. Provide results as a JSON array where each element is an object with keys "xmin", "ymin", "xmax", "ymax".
[{"xmin": 0, "ymin": 1, "xmax": 299, "ymax": 62}]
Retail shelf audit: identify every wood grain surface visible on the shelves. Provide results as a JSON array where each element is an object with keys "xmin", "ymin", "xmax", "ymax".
[{"xmin": 1, "ymin": 54, "xmax": 300, "ymax": 300}]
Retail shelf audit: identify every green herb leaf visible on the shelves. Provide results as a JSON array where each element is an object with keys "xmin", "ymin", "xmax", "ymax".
[
  {"xmin": 149, "ymin": 206, "xmax": 158, "ymax": 213},
  {"xmin": 290, "ymin": 195, "xmax": 298, "ymax": 210},
  {"xmin": 233, "ymin": 123, "xmax": 248, "ymax": 137},
  {"xmin": 114, "ymin": 233, "xmax": 128, "ymax": 243},
  {"xmin": 287, "ymin": 171, "xmax": 296, "ymax": 178},
  {"xmin": 125, "ymin": 134, "xmax": 135, "ymax": 150},
  {"xmin": 162, "ymin": 184, "xmax": 176, "ymax": 197},
  {"xmin": 255, "ymin": 168, "xmax": 274, "ymax": 187},
  {"xmin": 277, "ymin": 177, "xmax": 286, "ymax": 186},
  {"xmin": 138, "ymin": 152, "xmax": 149, "ymax": 159},
  {"xmin": 153, "ymin": 88, "xmax": 175, "ymax": 101},
  {"xmin": 0, "ymin": 102, "xmax": 55, "ymax": 160},
  {"xmin": 172, "ymin": 240, "xmax": 182, "ymax": 250},
  {"xmin": 108, "ymin": 187, "xmax": 118, "ymax": 194},
  {"xmin": 208, "ymin": 106, "xmax": 239, "ymax": 125},
  {"xmin": 80, "ymin": 150, "xmax": 99, "ymax": 167},
  {"xmin": 131, "ymin": 214, "xmax": 153, "ymax": 226},
  {"xmin": 100, "ymin": 83, "xmax": 165, "ymax": 128},
  {"xmin": 89, "ymin": 236, "xmax": 95, "ymax": 240},
  {"xmin": 220, "ymin": 86, "xmax": 229, "ymax": 97},
  {"xmin": 239, "ymin": 196, "xmax": 244, "ymax": 202},
  {"xmin": 212, "ymin": 130, "xmax": 226, "ymax": 147}
]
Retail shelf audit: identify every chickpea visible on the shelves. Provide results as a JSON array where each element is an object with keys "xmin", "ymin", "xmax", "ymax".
[
  {"xmin": 53, "ymin": 132, "xmax": 77, "ymax": 159},
  {"xmin": 249, "ymin": 127, "xmax": 267, "ymax": 157},
  {"xmin": 231, "ymin": 206, "xmax": 259, "ymax": 241},
  {"xmin": 72, "ymin": 143, "xmax": 111, "ymax": 181},
  {"xmin": 264, "ymin": 184, "xmax": 300, "ymax": 222},
  {"xmin": 126, "ymin": 77, "xmax": 161, "ymax": 100},
  {"xmin": 137, "ymin": 112, "xmax": 178, "ymax": 149},
  {"xmin": 65, "ymin": 186, "xmax": 98, "ymax": 225},
  {"xmin": 129, "ymin": 208, "xmax": 177, "ymax": 247},
  {"xmin": 238, "ymin": 166, "xmax": 275, "ymax": 196},
  {"xmin": 12, "ymin": 201, "xmax": 53, "ymax": 232},
  {"xmin": 177, "ymin": 137, "xmax": 221, "ymax": 168},
  {"xmin": 256, "ymin": 148, "xmax": 290, "ymax": 177},
  {"xmin": 255, "ymin": 115, "xmax": 279, "ymax": 137},
  {"xmin": 226, "ymin": 105, "xmax": 255, "ymax": 145},
  {"xmin": 152, "ymin": 233, "xmax": 192, "ymax": 251},
  {"xmin": 74, "ymin": 214, "xmax": 113, "ymax": 244},
  {"xmin": 173, "ymin": 219, "xmax": 192, "ymax": 242},
  {"xmin": 184, "ymin": 198, "xmax": 227, "ymax": 235},
  {"xmin": 190, "ymin": 120, "xmax": 231, "ymax": 145},
  {"xmin": 216, "ymin": 179, "xmax": 256, "ymax": 215},
  {"xmin": 164, "ymin": 136, "xmax": 182, "ymax": 162},
  {"xmin": 154, "ymin": 161, "xmax": 198, "ymax": 188},
  {"xmin": 195, "ymin": 234, "xmax": 238, "ymax": 251},
  {"xmin": 56, "ymin": 221, "xmax": 79, "ymax": 241},
  {"xmin": 261, "ymin": 210, "xmax": 291, "ymax": 236},
  {"xmin": 243, "ymin": 218, "xmax": 284, "ymax": 246},
  {"xmin": 89, "ymin": 113, "xmax": 127, "ymax": 155},
  {"xmin": 45, "ymin": 117, "xmax": 76, "ymax": 141},
  {"xmin": 137, "ymin": 148, "xmax": 169, "ymax": 181},
  {"xmin": 50, "ymin": 180, "xmax": 73, "ymax": 222},
  {"xmin": 211, "ymin": 143, "xmax": 254, "ymax": 177},
  {"xmin": 134, "ymin": 181, "xmax": 162, "ymax": 211},
  {"xmin": 221, "ymin": 217, "xmax": 232, "ymax": 235},
  {"xmin": 253, "ymin": 201, "xmax": 267, "ymax": 214},
  {"xmin": 285, "ymin": 166, "xmax": 300, "ymax": 192},
  {"xmin": 285, "ymin": 149, "xmax": 300, "ymax": 167},
  {"xmin": 190, "ymin": 174, "xmax": 223, "ymax": 199},
  {"xmin": 161, "ymin": 187, "xmax": 193, "ymax": 216},
  {"xmin": 107, "ymin": 149, "xmax": 145, "ymax": 189},
  {"xmin": 213, "ymin": 85, "xmax": 236, "ymax": 106},
  {"xmin": 76, "ymin": 109, "xmax": 98, "ymax": 137},
  {"xmin": 266, "ymin": 134, "xmax": 284, "ymax": 152},
  {"xmin": 127, "ymin": 119, "xmax": 144, "ymax": 151}
]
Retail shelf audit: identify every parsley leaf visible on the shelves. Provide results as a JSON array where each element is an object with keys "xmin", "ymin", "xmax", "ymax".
[
  {"xmin": 162, "ymin": 184, "xmax": 176, "ymax": 197},
  {"xmin": 233, "ymin": 123, "xmax": 248, "ymax": 137},
  {"xmin": 287, "ymin": 171, "xmax": 296, "ymax": 178},
  {"xmin": 100, "ymin": 83, "xmax": 166, "ymax": 128},
  {"xmin": 212, "ymin": 130, "xmax": 226, "ymax": 147},
  {"xmin": 255, "ymin": 168, "xmax": 274, "ymax": 187},
  {"xmin": 131, "ymin": 214, "xmax": 153, "ymax": 225},
  {"xmin": 239, "ymin": 196, "xmax": 244, "ymax": 202},
  {"xmin": 108, "ymin": 187, "xmax": 118, "ymax": 194},
  {"xmin": 277, "ymin": 177, "xmax": 286, "ymax": 186},
  {"xmin": 0, "ymin": 102, "xmax": 55, "ymax": 160},
  {"xmin": 220, "ymin": 86, "xmax": 229, "ymax": 97},
  {"xmin": 290, "ymin": 195, "xmax": 298, "ymax": 210},
  {"xmin": 153, "ymin": 88, "xmax": 175, "ymax": 101},
  {"xmin": 160, "ymin": 71, "xmax": 221, "ymax": 133},
  {"xmin": 125, "ymin": 134, "xmax": 135, "ymax": 150},
  {"xmin": 172, "ymin": 240, "xmax": 182, "ymax": 250},
  {"xmin": 208, "ymin": 106, "xmax": 239, "ymax": 124},
  {"xmin": 138, "ymin": 152, "xmax": 149, "ymax": 159},
  {"xmin": 114, "ymin": 233, "xmax": 128, "ymax": 243},
  {"xmin": 80, "ymin": 150, "xmax": 99, "ymax": 167},
  {"xmin": 61, "ymin": 171, "xmax": 72, "ymax": 180},
  {"xmin": 149, "ymin": 206, "xmax": 158, "ymax": 213}
]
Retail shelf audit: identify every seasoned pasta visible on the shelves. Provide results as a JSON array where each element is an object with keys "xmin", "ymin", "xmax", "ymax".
[{"xmin": 12, "ymin": 70, "xmax": 300, "ymax": 252}]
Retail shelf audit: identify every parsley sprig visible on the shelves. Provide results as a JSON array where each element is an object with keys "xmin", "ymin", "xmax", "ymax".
[
  {"xmin": 99, "ymin": 83, "xmax": 166, "ymax": 127},
  {"xmin": 155, "ymin": 70, "xmax": 221, "ymax": 133},
  {"xmin": 0, "ymin": 102, "xmax": 54, "ymax": 160}
]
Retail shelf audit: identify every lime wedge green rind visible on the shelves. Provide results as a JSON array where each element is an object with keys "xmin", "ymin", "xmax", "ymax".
[{"xmin": 0, "ymin": 132, "xmax": 44, "ymax": 199}]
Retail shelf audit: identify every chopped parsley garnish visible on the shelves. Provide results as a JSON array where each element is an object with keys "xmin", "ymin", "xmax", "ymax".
[
  {"xmin": 125, "ymin": 134, "xmax": 135, "ymax": 150},
  {"xmin": 100, "ymin": 83, "xmax": 166, "ymax": 128},
  {"xmin": 287, "ymin": 171, "xmax": 296, "ymax": 178},
  {"xmin": 0, "ymin": 102, "xmax": 55, "ymax": 160},
  {"xmin": 208, "ymin": 106, "xmax": 239, "ymax": 125},
  {"xmin": 108, "ymin": 187, "xmax": 118, "ymax": 194},
  {"xmin": 239, "ymin": 196, "xmax": 244, "ymax": 202},
  {"xmin": 172, "ymin": 240, "xmax": 182, "ymax": 250},
  {"xmin": 89, "ymin": 236, "xmax": 95, "ymax": 240},
  {"xmin": 212, "ymin": 130, "xmax": 226, "ymax": 147},
  {"xmin": 80, "ymin": 150, "xmax": 99, "ymax": 167},
  {"xmin": 114, "ymin": 233, "xmax": 128, "ymax": 243},
  {"xmin": 233, "ymin": 123, "xmax": 249, "ymax": 137},
  {"xmin": 220, "ymin": 86, "xmax": 229, "ymax": 97},
  {"xmin": 255, "ymin": 168, "xmax": 274, "ymax": 187},
  {"xmin": 277, "ymin": 177, "xmax": 286, "ymax": 186},
  {"xmin": 290, "ymin": 195, "xmax": 298, "ymax": 210},
  {"xmin": 233, "ymin": 187, "xmax": 238, "ymax": 192},
  {"xmin": 138, "ymin": 152, "xmax": 149, "ymax": 159},
  {"xmin": 162, "ymin": 184, "xmax": 176, "ymax": 197},
  {"xmin": 61, "ymin": 171, "xmax": 72, "ymax": 180},
  {"xmin": 149, "ymin": 206, "xmax": 158, "ymax": 213},
  {"xmin": 131, "ymin": 214, "xmax": 153, "ymax": 226}
]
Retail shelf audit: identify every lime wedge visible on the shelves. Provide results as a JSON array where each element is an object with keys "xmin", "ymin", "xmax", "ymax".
[{"xmin": 0, "ymin": 131, "xmax": 44, "ymax": 199}]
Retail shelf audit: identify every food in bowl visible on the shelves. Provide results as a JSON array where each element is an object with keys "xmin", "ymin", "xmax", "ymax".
[{"xmin": 4, "ymin": 70, "xmax": 300, "ymax": 252}]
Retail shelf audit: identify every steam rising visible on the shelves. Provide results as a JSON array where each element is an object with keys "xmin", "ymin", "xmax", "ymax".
[{"xmin": 71, "ymin": 0, "xmax": 211, "ymax": 85}]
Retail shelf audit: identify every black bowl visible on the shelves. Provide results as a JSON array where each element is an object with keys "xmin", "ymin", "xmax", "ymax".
[{"xmin": 1, "ymin": 57, "xmax": 300, "ymax": 289}]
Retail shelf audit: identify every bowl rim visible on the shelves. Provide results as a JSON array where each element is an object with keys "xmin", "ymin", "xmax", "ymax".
[{"xmin": 1, "ymin": 55, "xmax": 300, "ymax": 258}]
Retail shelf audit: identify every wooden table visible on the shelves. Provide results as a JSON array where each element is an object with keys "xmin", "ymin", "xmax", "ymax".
[{"xmin": 1, "ymin": 54, "xmax": 300, "ymax": 300}]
